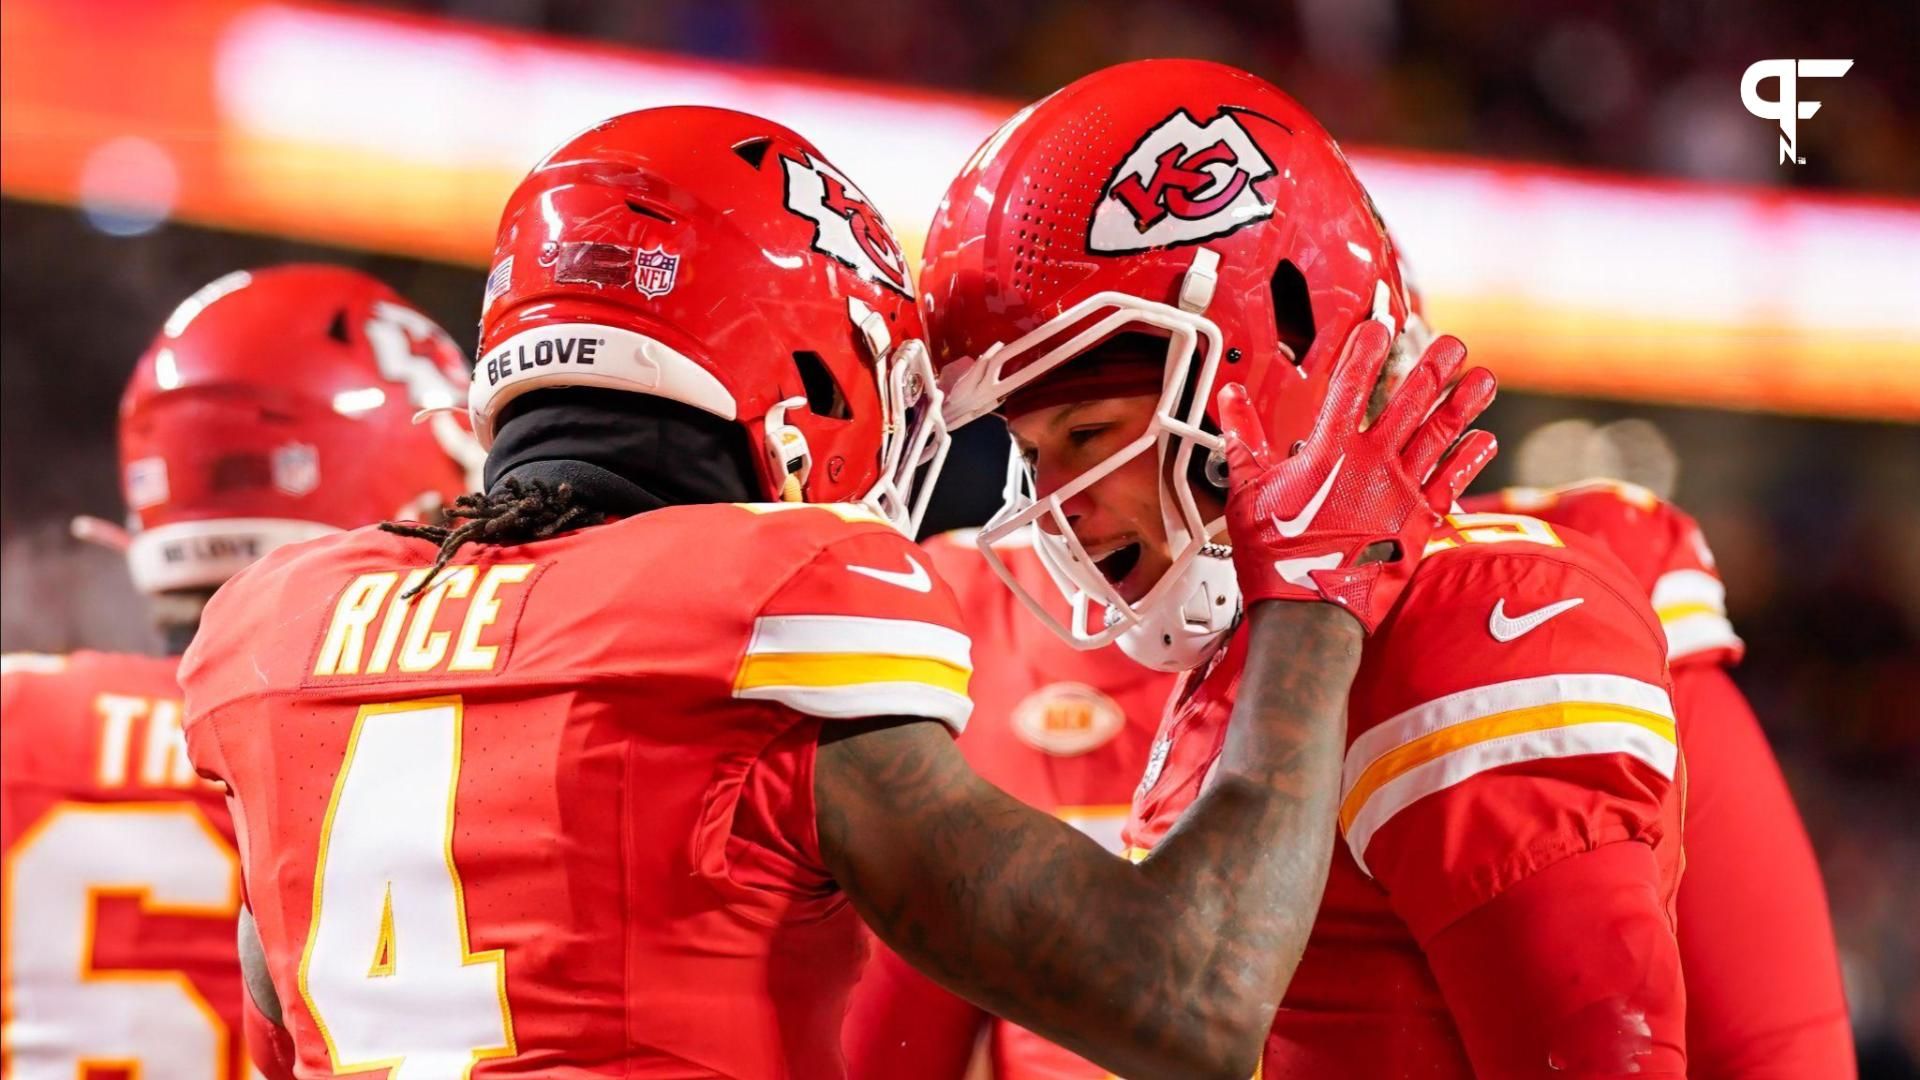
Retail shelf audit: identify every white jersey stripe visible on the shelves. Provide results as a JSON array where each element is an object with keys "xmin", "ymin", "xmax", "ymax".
[
  {"xmin": 1343, "ymin": 720, "xmax": 1679, "ymax": 876},
  {"xmin": 1343, "ymin": 673, "xmax": 1674, "ymax": 795},
  {"xmin": 1651, "ymin": 568, "xmax": 1727, "ymax": 612},
  {"xmin": 736, "ymin": 682, "xmax": 972, "ymax": 732},
  {"xmin": 1663, "ymin": 612, "xmax": 1743, "ymax": 662},
  {"xmin": 745, "ymin": 614, "xmax": 972, "ymax": 668}
]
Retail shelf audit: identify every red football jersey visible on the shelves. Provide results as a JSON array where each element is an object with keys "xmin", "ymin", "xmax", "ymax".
[
  {"xmin": 1127, "ymin": 511, "xmax": 1685, "ymax": 1077},
  {"xmin": 1, "ymin": 650, "xmax": 246, "ymax": 1080},
  {"xmin": 1464, "ymin": 480, "xmax": 1742, "ymax": 670},
  {"xmin": 180, "ymin": 502, "xmax": 974, "ymax": 1080},
  {"xmin": 845, "ymin": 533, "xmax": 1176, "ymax": 1080},
  {"xmin": 1466, "ymin": 481, "xmax": 1853, "ymax": 1079}
]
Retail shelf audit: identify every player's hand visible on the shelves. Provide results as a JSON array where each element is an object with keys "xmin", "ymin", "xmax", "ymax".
[{"xmin": 1216, "ymin": 321, "xmax": 1498, "ymax": 633}]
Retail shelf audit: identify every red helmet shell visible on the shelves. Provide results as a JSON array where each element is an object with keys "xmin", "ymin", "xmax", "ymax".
[
  {"xmin": 118, "ymin": 265, "xmax": 473, "ymax": 592},
  {"xmin": 921, "ymin": 59, "xmax": 1411, "ymax": 447},
  {"xmin": 475, "ymin": 106, "xmax": 929, "ymax": 511}
]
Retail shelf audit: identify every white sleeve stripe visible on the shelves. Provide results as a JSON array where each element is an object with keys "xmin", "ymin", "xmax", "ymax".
[
  {"xmin": 736, "ymin": 682, "xmax": 972, "ymax": 732},
  {"xmin": 1652, "ymin": 568, "xmax": 1726, "ymax": 611},
  {"xmin": 745, "ymin": 615, "xmax": 972, "ymax": 667},
  {"xmin": 1343, "ymin": 674, "xmax": 1674, "ymax": 793},
  {"xmin": 0, "ymin": 652, "xmax": 68, "ymax": 676},
  {"xmin": 1664, "ymin": 613, "xmax": 1744, "ymax": 661},
  {"xmin": 1343, "ymin": 721, "xmax": 1679, "ymax": 876}
]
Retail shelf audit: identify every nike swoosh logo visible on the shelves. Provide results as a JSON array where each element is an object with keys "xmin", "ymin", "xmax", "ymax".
[
  {"xmin": 846, "ymin": 553, "xmax": 932, "ymax": 592},
  {"xmin": 1488, "ymin": 596, "xmax": 1584, "ymax": 642},
  {"xmin": 1274, "ymin": 552, "xmax": 1343, "ymax": 588},
  {"xmin": 1276, "ymin": 455, "xmax": 1343, "ymax": 538}
]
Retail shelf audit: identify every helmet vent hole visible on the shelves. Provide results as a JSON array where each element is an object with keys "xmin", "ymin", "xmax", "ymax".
[
  {"xmin": 1269, "ymin": 260, "xmax": 1315, "ymax": 364},
  {"xmin": 731, "ymin": 137, "xmax": 774, "ymax": 169},
  {"xmin": 327, "ymin": 310, "xmax": 352, "ymax": 344},
  {"xmin": 792, "ymin": 351, "xmax": 851, "ymax": 420},
  {"xmin": 624, "ymin": 199, "xmax": 675, "ymax": 223}
]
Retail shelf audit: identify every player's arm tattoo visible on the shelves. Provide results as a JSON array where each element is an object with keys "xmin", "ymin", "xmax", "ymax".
[{"xmin": 816, "ymin": 600, "xmax": 1359, "ymax": 1080}]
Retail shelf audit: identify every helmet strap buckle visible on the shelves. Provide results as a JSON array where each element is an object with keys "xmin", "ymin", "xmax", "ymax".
[
  {"xmin": 764, "ymin": 396, "xmax": 813, "ymax": 502},
  {"xmin": 848, "ymin": 297, "xmax": 893, "ymax": 362},
  {"xmin": 1178, "ymin": 247, "xmax": 1221, "ymax": 313}
]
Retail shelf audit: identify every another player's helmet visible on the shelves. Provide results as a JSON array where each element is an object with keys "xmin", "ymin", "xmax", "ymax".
[
  {"xmin": 114, "ymin": 265, "xmax": 477, "ymax": 594},
  {"xmin": 473, "ymin": 106, "xmax": 949, "ymax": 535},
  {"xmin": 919, "ymin": 59, "xmax": 1423, "ymax": 670}
]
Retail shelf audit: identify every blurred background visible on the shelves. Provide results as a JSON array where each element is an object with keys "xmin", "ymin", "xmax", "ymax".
[{"xmin": 3, "ymin": 0, "xmax": 1917, "ymax": 1073}]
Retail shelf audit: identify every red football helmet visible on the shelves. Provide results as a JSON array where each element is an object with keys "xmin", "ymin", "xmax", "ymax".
[
  {"xmin": 472, "ymin": 106, "xmax": 948, "ymax": 534},
  {"xmin": 919, "ymin": 59, "xmax": 1426, "ymax": 670},
  {"xmin": 112, "ymin": 265, "xmax": 477, "ymax": 594}
]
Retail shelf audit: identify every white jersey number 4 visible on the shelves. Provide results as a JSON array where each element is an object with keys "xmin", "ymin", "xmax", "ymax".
[{"xmin": 299, "ymin": 698, "xmax": 515, "ymax": 1080}]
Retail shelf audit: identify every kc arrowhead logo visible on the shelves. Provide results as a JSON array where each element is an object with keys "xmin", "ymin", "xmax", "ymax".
[{"xmin": 1089, "ymin": 108, "xmax": 1278, "ymax": 254}]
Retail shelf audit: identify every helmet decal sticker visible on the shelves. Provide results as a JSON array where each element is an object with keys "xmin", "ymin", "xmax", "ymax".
[
  {"xmin": 270, "ymin": 442, "xmax": 321, "ymax": 497},
  {"xmin": 780, "ymin": 151, "xmax": 911, "ymax": 296},
  {"xmin": 632, "ymin": 245, "xmax": 681, "ymax": 299},
  {"xmin": 482, "ymin": 255, "xmax": 514, "ymax": 314},
  {"xmin": 125, "ymin": 456, "xmax": 169, "ymax": 510},
  {"xmin": 364, "ymin": 300, "xmax": 465, "ymax": 412},
  {"xmin": 1089, "ymin": 107, "xmax": 1280, "ymax": 254},
  {"xmin": 541, "ymin": 240, "xmax": 637, "ymax": 289}
]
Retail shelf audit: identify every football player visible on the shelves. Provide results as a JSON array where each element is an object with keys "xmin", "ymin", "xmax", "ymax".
[
  {"xmin": 0, "ymin": 265, "xmax": 472, "ymax": 1078},
  {"xmin": 1465, "ymin": 481, "xmax": 1855, "ymax": 1078},
  {"xmin": 852, "ymin": 248, "xmax": 1856, "ymax": 1079},
  {"xmin": 915, "ymin": 60, "xmax": 1687, "ymax": 1078},
  {"xmin": 849, "ymin": 480, "xmax": 1854, "ymax": 1080},
  {"xmin": 180, "ymin": 106, "xmax": 1497, "ymax": 1079}
]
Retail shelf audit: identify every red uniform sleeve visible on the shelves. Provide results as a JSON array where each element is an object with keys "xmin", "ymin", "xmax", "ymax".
[
  {"xmin": 1467, "ymin": 481, "xmax": 1744, "ymax": 668},
  {"xmin": 244, "ymin": 991, "xmax": 298, "ymax": 1080},
  {"xmin": 734, "ymin": 524, "xmax": 974, "ymax": 733},
  {"xmin": 1344, "ymin": 537, "xmax": 1687, "ymax": 1077},
  {"xmin": 844, "ymin": 936, "xmax": 985, "ymax": 1080},
  {"xmin": 1670, "ymin": 665, "xmax": 1855, "ymax": 1079},
  {"xmin": 1422, "ymin": 842, "xmax": 1687, "ymax": 1078},
  {"xmin": 703, "ymin": 520, "xmax": 978, "ymax": 908}
]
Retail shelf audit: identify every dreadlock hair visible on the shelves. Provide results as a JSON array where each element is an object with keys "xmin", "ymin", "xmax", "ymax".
[
  {"xmin": 380, "ymin": 478, "xmax": 603, "ymax": 598},
  {"xmin": 378, "ymin": 386, "xmax": 763, "ymax": 599}
]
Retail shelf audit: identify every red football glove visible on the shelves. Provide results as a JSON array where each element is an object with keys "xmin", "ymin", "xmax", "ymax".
[{"xmin": 1217, "ymin": 320, "xmax": 1498, "ymax": 633}]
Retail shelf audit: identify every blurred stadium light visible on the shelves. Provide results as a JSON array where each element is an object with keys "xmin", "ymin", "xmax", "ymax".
[{"xmin": 4, "ymin": 0, "xmax": 1917, "ymax": 419}]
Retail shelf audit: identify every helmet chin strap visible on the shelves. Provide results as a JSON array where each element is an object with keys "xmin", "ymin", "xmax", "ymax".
[{"xmin": 1113, "ymin": 550, "xmax": 1239, "ymax": 671}]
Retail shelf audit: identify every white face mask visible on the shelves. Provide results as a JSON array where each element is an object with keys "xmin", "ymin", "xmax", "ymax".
[
  {"xmin": 850, "ymin": 298, "xmax": 953, "ymax": 538},
  {"xmin": 940, "ymin": 250, "xmax": 1244, "ymax": 672}
]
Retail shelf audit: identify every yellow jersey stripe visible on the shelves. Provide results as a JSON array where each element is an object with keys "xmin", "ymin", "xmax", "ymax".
[
  {"xmin": 1657, "ymin": 601, "xmax": 1723, "ymax": 623},
  {"xmin": 1339, "ymin": 702, "xmax": 1677, "ymax": 831},
  {"xmin": 1343, "ymin": 673, "xmax": 1673, "ymax": 792},
  {"xmin": 735, "ymin": 652, "xmax": 970, "ymax": 696},
  {"xmin": 733, "ymin": 502, "xmax": 888, "ymax": 524},
  {"xmin": 1342, "ymin": 719, "xmax": 1680, "ymax": 877}
]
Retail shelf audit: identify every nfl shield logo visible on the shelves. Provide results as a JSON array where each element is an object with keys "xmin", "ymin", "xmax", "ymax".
[
  {"xmin": 271, "ymin": 442, "xmax": 321, "ymax": 497},
  {"xmin": 633, "ymin": 247, "xmax": 680, "ymax": 298}
]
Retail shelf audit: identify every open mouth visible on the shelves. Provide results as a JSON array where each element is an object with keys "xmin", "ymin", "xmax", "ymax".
[{"xmin": 1094, "ymin": 541, "xmax": 1143, "ymax": 589}]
